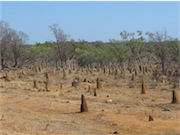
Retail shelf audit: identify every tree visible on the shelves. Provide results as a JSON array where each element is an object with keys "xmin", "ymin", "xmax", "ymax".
[
  {"xmin": 25, "ymin": 42, "xmax": 55, "ymax": 68},
  {"xmin": 0, "ymin": 20, "xmax": 28, "ymax": 69},
  {"xmin": 112, "ymin": 42, "xmax": 131, "ymax": 69},
  {"xmin": 0, "ymin": 20, "xmax": 11, "ymax": 69},
  {"xmin": 75, "ymin": 42, "xmax": 97, "ymax": 66},
  {"xmin": 8, "ymin": 29, "xmax": 29, "ymax": 67},
  {"xmin": 146, "ymin": 30, "xmax": 178, "ymax": 74},
  {"xmin": 120, "ymin": 30, "xmax": 147, "ymax": 70},
  {"xmin": 49, "ymin": 24, "xmax": 70, "ymax": 67}
]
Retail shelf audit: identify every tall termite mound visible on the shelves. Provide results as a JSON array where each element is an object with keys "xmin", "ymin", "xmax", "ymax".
[
  {"xmin": 94, "ymin": 89, "xmax": 97, "ymax": 96},
  {"xmin": 142, "ymin": 78, "xmax": 147, "ymax": 94},
  {"xmin": 96, "ymin": 78, "xmax": 102, "ymax": 89},
  {"xmin": 149, "ymin": 115, "xmax": 154, "ymax": 121},
  {"xmin": 5, "ymin": 72, "xmax": 10, "ymax": 81},
  {"xmin": 21, "ymin": 69, "xmax": 26, "ymax": 75},
  {"xmin": 33, "ymin": 80, "xmax": 38, "ymax": 89},
  {"xmin": 134, "ymin": 68, "xmax": 138, "ymax": 76},
  {"xmin": 62, "ymin": 68, "xmax": 67, "ymax": 79},
  {"xmin": 171, "ymin": 90, "xmax": 180, "ymax": 104},
  {"xmin": 80, "ymin": 94, "xmax": 88, "ymax": 112},
  {"xmin": 45, "ymin": 72, "xmax": 49, "ymax": 91},
  {"xmin": 131, "ymin": 74, "xmax": 135, "ymax": 81}
]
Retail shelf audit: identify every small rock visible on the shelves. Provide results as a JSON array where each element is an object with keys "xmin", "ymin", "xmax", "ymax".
[
  {"xmin": 106, "ymin": 99, "xmax": 113, "ymax": 103},
  {"xmin": 107, "ymin": 95, "xmax": 110, "ymax": 97}
]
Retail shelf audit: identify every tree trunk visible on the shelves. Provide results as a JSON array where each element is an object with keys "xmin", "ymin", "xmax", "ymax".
[
  {"xmin": 1, "ymin": 57, "xmax": 4, "ymax": 69},
  {"xmin": 0, "ymin": 53, "xmax": 6, "ymax": 69},
  {"xmin": 13, "ymin": 58, "xmax": 18, "ymax": 67},
  {"xmin": 161, "ymin": 56, "xmax": 166, "ymax": 74}
]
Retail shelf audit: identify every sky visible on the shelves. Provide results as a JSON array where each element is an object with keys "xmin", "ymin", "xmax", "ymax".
[{"xmin": 1, "ymin": 1, "xmax": 180, "ymax": 44}]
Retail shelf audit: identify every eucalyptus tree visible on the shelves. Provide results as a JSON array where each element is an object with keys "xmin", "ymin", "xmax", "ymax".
[
  {"xmin": 0, "ymin": 20, "xmax": 11, "ymax": 69},
  {"xmin": 74, "ymin": 42, "xmax": 97, "ymax": 67},
  {"xmin": 120, "ymin": 30, "xmax": 147, "ymax": 70},
  {"xmin": 25, "ymin": 42, "xmax": 55, "ymax": 68},
  {"xmin": 49, "ymin": 24, "xmax": 70, "ymax": 67},
  {"xmin": 113, "ymin": 42, "xmax": 132, "ymax": 70},
  {"xmin": 8, "ymin": 29, "xmax": 28, "ymax": 67},
  {"xmin": 146, "ymin": 30, "xmax": 178, "ymax": 73},
  {"xmin": 0, "ymin": 20, "xmax": 28, "ymax": 69}
]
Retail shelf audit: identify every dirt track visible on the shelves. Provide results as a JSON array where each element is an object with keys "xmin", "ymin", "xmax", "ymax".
[{"xmin": 0, "ymin": 69, "xmax": 179, "ymax": 135}]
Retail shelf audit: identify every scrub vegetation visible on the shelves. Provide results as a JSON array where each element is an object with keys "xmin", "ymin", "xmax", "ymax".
[{"xmin": 0, "ymin": 20, "xmax": 179, "ymax": 135}]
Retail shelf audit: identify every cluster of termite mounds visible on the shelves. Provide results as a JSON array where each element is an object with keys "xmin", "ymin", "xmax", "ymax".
[
  {"xmin": 79, "ymin": 77, "xmax": 103, "ymax": 113},
  {"xmin": 94, "ymin": 77, "xmax": 103, "ymax": 96},
  {"xmin": 77, "ymin": 75, "xmax": 180, "ymax": 122},
  {"xmin": 1, "ymin": 65, "xmax": 179, "ymax": 124}
]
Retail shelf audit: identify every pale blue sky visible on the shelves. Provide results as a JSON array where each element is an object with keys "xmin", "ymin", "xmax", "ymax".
[{"xmin": 1, "ymin": 1, "xmax": 179, "ymax": 44}]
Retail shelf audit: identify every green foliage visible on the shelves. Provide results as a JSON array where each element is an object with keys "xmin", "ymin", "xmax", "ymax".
[
  {"xmin": 75, "ymin": 43, "xmax": 97, "ymax": 66},
  {"xmin": 1, "ymin": 20, "xmax": 179, "ymax": 72},
  {"xmin": 113, "ymin": 43, "xmax": 132, "ymax": 62},
  {"xmin": 25, "ymin": 42, "xmax": 55, "ymax": 61},
  {"xmin": 73, "ymin": 41, "xmax": 132, "ymax": 67},
  {"xmin": 22, "ymin": 30, "xmax": 179, "ymax": 73}
]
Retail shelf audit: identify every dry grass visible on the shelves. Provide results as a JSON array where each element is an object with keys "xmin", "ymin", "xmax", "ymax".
[{"xmin": 0, "ymin": 68, "xmax": 180, "ymax": 135}]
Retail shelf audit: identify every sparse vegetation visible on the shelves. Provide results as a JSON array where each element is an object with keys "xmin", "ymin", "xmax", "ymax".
[{"xmin": 0, "ymin": 20, "xmax": 179, "ymax": 134}]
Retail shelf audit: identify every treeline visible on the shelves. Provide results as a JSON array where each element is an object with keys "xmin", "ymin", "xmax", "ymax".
[{"xmin": 0, "ymin": 21, "xmax": 179, "ymax": 74}]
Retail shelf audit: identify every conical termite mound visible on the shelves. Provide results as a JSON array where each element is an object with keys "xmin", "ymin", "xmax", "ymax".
[
  {"xmin": 45, "ymin": 72, "xmax": 49, "ymax": 91},
  {"xmin": 149, "ymin": 115, "xmax": 154, "ymax": 121},
  {"xmin": 94, "ymin": 89, "xmax": 97, "ymax": 96},
  {"xmin": 22, "ymin": 69, "xmax": 26, "ymax": 75},
  {"xmin": 96, "ymin": 78, "xmax": 102, "ymax": 89},
  {"xmin": 114, "ymin": 69, "xmax": 118, "ymax": 76},
  {"xmin": 80, "ymin": 94, "xmax": 88, "ymax": 112},
  {"xmin": 35, "ymin": 67, "xmax": 39, "ymax": 74},
  {"xmin": 134, "ymin": 68, "xmax": 138, "ymax": 76},
  {"xmin": 38, "ymin": 66, "xmax": 42, "ymax": 72},
  {"xmin": 5, "ymin": 72, "xmax": 10, "ymax": 81},
  {"xmin": 103, "ymin": 67, "xmax": 106, "ymax": 74},
  {"xmin": 131, "ymin": 74, "xmax": 135, "ymax": 81},
  {"xmin": 62, "ymin": 68, "xmax": 67, "ymax": 79},
  {"xmin": 171, "ymin": 90, "xmax": 180, "ymax": 104},
  {"xmin": 87, "ymin": 85, "xmax": 91, "ymax": 93},
  {"xmin": 69, "ymin": 69, "xmax": 72, "ymax": 74},
  {"xmin": 33, "ymin": 80, "xmax": 38, "ymax": 89},
  {"xmin": 83, "ymin": 78, "xmax": 87, "ymax": 82},
  {"xmin": 141, "ymin": 78, "xmax": 147, "ymax": 94}
]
